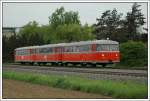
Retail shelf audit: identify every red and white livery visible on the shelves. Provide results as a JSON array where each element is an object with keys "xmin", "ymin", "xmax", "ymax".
[{"xmin": 14, "ymin": 40, "xmax": 120, "ymax": 67}]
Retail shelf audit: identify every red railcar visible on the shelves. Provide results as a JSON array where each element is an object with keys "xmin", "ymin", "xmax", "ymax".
[{"xmin": 14, "ymin": 40, "xmax": 120, "ymax": 67}]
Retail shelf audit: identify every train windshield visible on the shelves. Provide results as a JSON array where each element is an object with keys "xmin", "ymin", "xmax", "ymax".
[{"xmin": 96, "ymin": 44, "xmax": 119, "ymax": 51}]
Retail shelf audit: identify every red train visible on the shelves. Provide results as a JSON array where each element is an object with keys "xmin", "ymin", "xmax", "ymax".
[{"xmin": 14, "ymin": 40, "xmax": 120, "ymax": 67}]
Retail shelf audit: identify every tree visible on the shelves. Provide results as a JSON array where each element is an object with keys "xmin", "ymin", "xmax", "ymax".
[
  {"xmin": 95, "ymin": 9, "xmax": 123, "ymax": 40},
  {"xmin": 49, "ymin": 7, "xmax": 80, "ymax": 28},
  {"xmin": 18, "ymin": 21, "xmax": 45, "ymax": 46},
  {"xmin": 39, "ymin": 25, "xmax": 54, "ymax": 44},
  {"xmin": 52, "ymin": 24, "xmax": 95, "ymax": 43},
  {"xmin": 125, "ymin": 3, "xmax": 145, "ymax": 40}
]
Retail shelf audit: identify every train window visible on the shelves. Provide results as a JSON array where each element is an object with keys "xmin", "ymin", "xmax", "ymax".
[
  {"xmin": 64, "ymin": 45, "xmax": 90, "ymax": 53},
  {"xmin": 76, "ymin": 46, "xmax": 80, "ymax": 52},
  {"xmin": 69, "ymin": 46, "xmax": 73, "ymax": 52},
  {"xmin": 16, "ymin": 49, "xmax": 30, "ymax": 55},
  {"xmin": 64, "ymin": 47, "xmax": 69, "ymax": 52},
  {"xmin": 25, "ymin": 49, "xmax": 30, "ymax": 55},
  {"xmin": 48, "ymin": 48, "xmax": 53, "ymax": 53},
  {"xmin": 96, "ymin": 44, "xmax": 119, "ymax": 51},
  {"xmin": 31, "ymin": 49, "xmax": 36, "ymax": 54},
  {"xmin": 109, "ymin": 44, "xmax": 119, "ymax": 51},
  {"xmin": 61, "ymin": 47, "xmax": 64, "ymax": 52},
  {"xmin": 15, "ymin": 51, "xmax": 18, "ymax": 55},
  {"xmin": 102, "ymin": 45, "xmax": 109, "ymax": 51},
  {"xmin": 79, "ymin": 45, "xmax": 90, "ymax": 52},
  {"xmin": 55, "ymin": 47, "xmax": 61, "ymax": 53},
  {"xmin": 39, "ymin": 48, "xmax": 49, "ymax": 54},
  {"xmin": 64, "ymin": 46, "xmax": 73, "ymax": 52},
  {"xmin": 72, "ymin": 46, "xmax": 76, "ymax": 52},
  {"xmin": 96, "ymin": 44, "xmax": 109, "ymax": 51}
]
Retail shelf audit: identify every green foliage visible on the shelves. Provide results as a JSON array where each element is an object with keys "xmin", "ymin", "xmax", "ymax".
[
  {"xmin": 49, "ymin": 24, "xmax": 95, "ymax": 43},
  {"xmin": 95, "ymin": 8, "xmax": 123, "ymax": 40},
  {"xmin": 120, "ymin": 41, "xmax": 147, "ymax": 67},
  {"xmin": 49, "ymin": 6, "xmax": 80, "ymax": 28},
  {"xmin": 125, "ymin": 3, "xmax": 145, "ymax": 40},
  {"xmin": 94, "ymin": 3, "xmax": 147, "ymax": 43},
  {"xmin": 19, "ymin": 21, "xmax": 45, "ymax": 46},
  {"xmin": 3, "ymin": 71, "xmax": 148, "ymax": 98}
]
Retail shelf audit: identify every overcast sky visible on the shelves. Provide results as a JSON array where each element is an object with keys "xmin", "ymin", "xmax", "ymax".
[{"xmin": 3, "ymin": 2, "xmax": 148, "ymax": 28}]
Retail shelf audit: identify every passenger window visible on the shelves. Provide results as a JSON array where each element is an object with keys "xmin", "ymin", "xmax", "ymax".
[
  {"xmin": 96, "ymin": 44, "xmax": 109, "ymax": 51},
  {"xmin": 55, "ymin": 47, "xmax": 62, "ymax": 53},
  {"xmin": 79, "ymin": 45, "xmax": 90, "ymax": 52},
  {"xmin": 76, "ymin": 46, "xmax": 80, "ymax": 52},
  {"xmin": 65, "ymin": 47, "xmax": 69, "ymax": 52},
  {"xmin": 39, "ymin": 48, "xmax": 51, "ymax": 54}
]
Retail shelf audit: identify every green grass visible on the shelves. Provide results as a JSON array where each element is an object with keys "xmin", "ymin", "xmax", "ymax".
[{"xmin": 3, "ymin": 71, "xmax": 148, "ymax": 99}]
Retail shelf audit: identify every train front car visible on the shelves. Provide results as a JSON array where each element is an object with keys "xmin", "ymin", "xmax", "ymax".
[{"xmin": 93, "ymin": 40, "xmax": 120, "ymax": 67}]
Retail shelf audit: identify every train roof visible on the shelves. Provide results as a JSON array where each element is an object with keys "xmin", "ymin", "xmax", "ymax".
[
  {"xmin": 15, "ymin": 46, "xmax": 40, "ymax": 50},
  {"xmin": 65, "ymin": 40, "xmax": 118, "ymax": 46},
  {"xmin": 15, "ymin": 40, "xmax": 118, "ymax": 50}
]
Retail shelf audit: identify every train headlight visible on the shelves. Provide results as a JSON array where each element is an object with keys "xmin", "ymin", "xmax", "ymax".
[
  {"xmin": 102, "ymin": 54, "xmax": 104, "ymax": 56},
  {"xmin": 116, "ymin": 54, "xmax": 118, "ymax": 56}
]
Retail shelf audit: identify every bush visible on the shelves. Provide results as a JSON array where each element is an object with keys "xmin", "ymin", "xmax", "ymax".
[{"xmin": 119, "ymin": 41, "xmax": 147, "ymax": 67}]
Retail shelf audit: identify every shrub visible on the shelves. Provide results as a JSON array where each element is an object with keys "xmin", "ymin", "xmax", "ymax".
[{"xmin": 119, "ymin": 41, "xmax": 147, "ymax": 67}]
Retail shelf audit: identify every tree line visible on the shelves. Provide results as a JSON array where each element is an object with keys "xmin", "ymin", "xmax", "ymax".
[{"xmin": 2, "ymin": 3, "xmax": 148, "ymax": 67}]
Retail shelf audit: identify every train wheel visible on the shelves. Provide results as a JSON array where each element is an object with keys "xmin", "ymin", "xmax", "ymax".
[
  {"xmin": 72, "ymin": 63, "xmax": 77, "ymax": 66},
  {"xmin": 81, "ymin": 63, "xmax": 87, "ymax": 67},
  {"xmin": 30, "ymin": 62, "xmax": 34, "ymax": 65},
  {"xmin": 92, "ymin": 64, "xmax": 96, "ymax": 67},
  {"xmin": 63, "ymin": 63, "xmax": 68, "ymax": 67},
  {"xmin": 42, "ymin": 62, "xmax": 47, "ymax": 66},
  {"xmin": 38, "ymin": 62, "xmax": 41, "ymax": 66},
  {"xmin": 52, "ymin": 62, "xmax": 58, "ymax": 66},
  {"xmin": 21, "ymin": 62, "xmax": 25, "ymax": 65},
  {"xmin": 60, "ymin": 62, "xmax": 64, "ymax": 66},
  {"xmin": 51, "ymin": 62, "xmax": 54, "ymax": 66},
  {"xmin": 102, "ymin": 64, "xmax": 106, "ymax": 67}
]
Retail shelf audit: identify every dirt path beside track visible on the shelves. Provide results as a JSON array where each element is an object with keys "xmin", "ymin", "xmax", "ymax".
[{"xmin": 2, "ymin": 79, "xmax": 112, "ymax": 99}]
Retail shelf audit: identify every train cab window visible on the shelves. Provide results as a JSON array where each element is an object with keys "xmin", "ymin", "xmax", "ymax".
[
  {"xmin": 16, "ymin": 49, "xmax": 30, "ymax": 55},
  {"xmin": 96, "ymin": 44, "xmax": 119, "ymax": 51},
  {"xmin": 109, "ymin": 44, "xmax": 119, "ymax": 51},
  {"xmin": 15, "ymin": 51, "xmax": 18, "ymax": 55}
]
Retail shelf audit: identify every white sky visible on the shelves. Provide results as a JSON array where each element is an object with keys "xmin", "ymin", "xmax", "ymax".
[{"xmin": 2, "ymin": 2, "xmax": 148, "ymax": 28}]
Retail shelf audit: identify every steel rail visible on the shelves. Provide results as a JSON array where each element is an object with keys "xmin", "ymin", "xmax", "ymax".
[{"xmin": 3, "ymin": 64, "xmax": 147, "ymax": 77}]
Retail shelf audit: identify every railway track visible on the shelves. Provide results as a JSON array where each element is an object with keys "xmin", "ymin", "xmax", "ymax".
[{"xmin": 3, "ymin": 64, "xmax": 147, "ymax": 78}]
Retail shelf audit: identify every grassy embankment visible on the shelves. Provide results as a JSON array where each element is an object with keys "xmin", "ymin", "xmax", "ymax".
[{"xmin": 3, "ymin": 71, "xmax": 147, "ymax": 99}]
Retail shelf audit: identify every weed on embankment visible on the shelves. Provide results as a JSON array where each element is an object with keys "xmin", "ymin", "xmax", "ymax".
[{"xmin": 3, "ymin": 71, "xmax": 148, "ymax": 99}]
